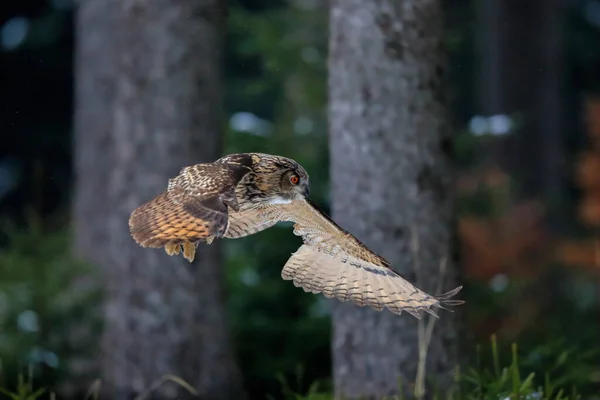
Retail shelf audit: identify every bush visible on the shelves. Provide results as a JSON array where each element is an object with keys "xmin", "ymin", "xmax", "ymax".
[{"xmin": 0, "ymin": 215, "xmax": 102, "ymax": 395}]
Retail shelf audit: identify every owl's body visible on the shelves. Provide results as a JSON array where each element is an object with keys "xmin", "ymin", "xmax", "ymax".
[
  {"xmin": 129, "ymin": 153, "xmax": 464, "ymax": 318},
  {"xmin": 129, "ymin": 153, "xmax": 304, "ymax": 256}
]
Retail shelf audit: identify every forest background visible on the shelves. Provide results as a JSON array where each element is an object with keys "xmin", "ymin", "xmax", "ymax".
[{"xmin": 1, "ymin": 0, "xmax": 600, "ymax": 399}]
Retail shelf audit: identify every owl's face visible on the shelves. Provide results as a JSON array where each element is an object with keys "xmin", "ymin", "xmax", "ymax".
[{"xmin": 254, "ymin": 154, "xmax": 310, "ymax": 203}]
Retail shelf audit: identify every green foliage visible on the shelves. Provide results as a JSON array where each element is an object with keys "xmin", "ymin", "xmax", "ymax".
[
  {"xmin": 0, "ymin": 336, "xmax": 595, "ymax": 399},
  {"xmin": 456, "ymin": 336, "xmax": 596, "ymax": 400},
  {"xmin": 0, "ymin": 214, "xmax": 103, "ymax": 393},
  {"xmin": 275, "ymin": 335, "xmax": 598, "ymax": 400},
  {"xmin": 224, "ymin": 1, "xmax": 329, "ymax": 168},
  {"xmin": 223, "ymin": 6, "xmax": 333, "ymax": 395},
  {"xmin": 226, "ymin": 3, "xmax": 327, "ymax": 115},
  {"xmin": 0, "ymin": 373, "xmax": 47, "ymax": 400},
  {"xmin": 225, "ymin": 225, "xmax": 331, "ymax": 397},
  {"xmin": 0, "ymin": 372, "xmax": 199, "ymax": 400}
]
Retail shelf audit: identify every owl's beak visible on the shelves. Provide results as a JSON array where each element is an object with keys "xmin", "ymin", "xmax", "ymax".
[{"xmin": 302, "ymin": 186, "xmax": 310, "ymax": 198}]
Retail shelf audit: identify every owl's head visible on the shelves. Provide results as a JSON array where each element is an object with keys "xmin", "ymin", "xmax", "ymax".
[{"xmin": 253, "ymin": 153, "xmax": 310, "ymax": 202}]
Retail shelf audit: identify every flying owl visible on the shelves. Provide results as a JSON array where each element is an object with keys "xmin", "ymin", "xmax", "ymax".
[{"xmin": 128, "ymin": 153, "xmax": 464, "ymax": 318}]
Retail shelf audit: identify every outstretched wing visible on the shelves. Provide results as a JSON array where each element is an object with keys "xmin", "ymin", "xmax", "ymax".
[
  {"xmin": 259, "ymin": 199, "xmax": 464, "ymax": 318},
  {"xmin": 223, "ymin": 209, "xmax": 279, "ymax": 239},
  {"xmin": 128, "ymin": 161, "xmax": 252, "ymax": 256}
]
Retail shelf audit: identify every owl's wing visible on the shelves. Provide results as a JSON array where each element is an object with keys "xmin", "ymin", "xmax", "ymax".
[
  {"xmin": 260, "ymin": 199, "xmax": 464, "ymax": 318},
  {"xmin": 223, "ymin": 209, "xmax": 280, "ymax": 239},
  {"xmin": 128, "ymin": 162, "xmax": 252, "ymax": 253}
]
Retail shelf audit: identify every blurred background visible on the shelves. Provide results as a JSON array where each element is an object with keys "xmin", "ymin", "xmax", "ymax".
[{"xmin": 1, "ymin": 0, "xmax": 600, "ymax": 399}]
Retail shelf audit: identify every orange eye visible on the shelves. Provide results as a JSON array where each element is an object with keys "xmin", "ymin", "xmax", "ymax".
[{"xmin": 290, "ymin": 175, "xmax": 299, "ymax": 185}]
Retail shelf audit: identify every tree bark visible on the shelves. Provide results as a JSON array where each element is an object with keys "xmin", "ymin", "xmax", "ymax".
[
  {"xmin": 73, "ymin": 0, "xmax": 117, "ymax": 273},
  {"xmin": 70, "ymin": 0, "xmax": 118, "ymax": 391},
  {"xmin": 73, "ymin": 1, "xmax": 245, "ymax": 399},
  {"xmin": 328, "ymin": 0, "xmax": 461, "ymax": 398}
]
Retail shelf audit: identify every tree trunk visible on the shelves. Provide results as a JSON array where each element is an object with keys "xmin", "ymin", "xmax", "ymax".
[
  {"xmin": 73, "ymin": 0, "xmax": 117, "ymax": 272},
  {"xmin": 73, "ymin": 1, "xmax": 245, "ymax": 399},
  {"xmin": 328, "ymin": 0, "xmax": 461, "ymax": 398},
  {"xmin": 70, "ymin": 0, "xmax": 118, "ymax": 391}
]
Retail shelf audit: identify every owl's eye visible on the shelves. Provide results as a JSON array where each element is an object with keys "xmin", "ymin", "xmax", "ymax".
[{"xmin": 289, "ymin": 175, "xmax": 299, "ymax": 185}]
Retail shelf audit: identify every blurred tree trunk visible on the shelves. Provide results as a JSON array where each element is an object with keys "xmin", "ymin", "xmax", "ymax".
[
  {"xmin": 477, "ymin": 0, "xmax": 565, "ymax": 216},
  {"xmin": 328, "ymin": 0, "xmax": 461, "ymax": 398},
  {"xmin": 70, "ymin": 0, "xmax": 118, "ymax": 392},
  {"xmin": 73, "ymin": 0, "xmax": 116, "ymax": 270},
  {"xmin": 73, "ymin": 1, "xmax": 245, "ymax": 399}
]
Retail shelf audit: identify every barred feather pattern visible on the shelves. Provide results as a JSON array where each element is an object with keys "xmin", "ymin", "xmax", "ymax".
[
  {"xmin": 128, "ymin": 161, "xmax": 253, "ymax": 262},
  {"xmin": 258, "ymin": 199, "xmax": 464, "ymax": 318},
  {"xmin": 224, "ymin": 208, "xmax": 279, "ymax": 239}
]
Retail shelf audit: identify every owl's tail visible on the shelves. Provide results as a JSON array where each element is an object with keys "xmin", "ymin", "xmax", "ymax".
[{"xmin": 128, "ymin": 191, "xmax": 215, "ymax": 252}]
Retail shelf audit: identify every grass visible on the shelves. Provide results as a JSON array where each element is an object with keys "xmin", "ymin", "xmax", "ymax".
[
  {"xmin": 275, "ymin": 335, "xmax": 594, "ymax": 400},
  {"xmin": 1, "ymin": 335, "xmax": 593, "ymax": 399},
  {"xmin": 0, "ymin": 373, "xmax": 198, "ymax": 400}
]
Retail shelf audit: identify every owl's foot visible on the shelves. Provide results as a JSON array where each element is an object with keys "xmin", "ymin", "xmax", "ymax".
[
  {"xmin": 164, "ymin": 241, "xmax": 202, "ymax": 262},
  {"xmin": 164, "ymin": 243, "xmax": 181, "ymax": 256},
  {"xmin": 206, "ymin": 236, "xmax": 215, "ymax": 245},
  {"xmin": 182, "ymin": 241, "xmax": 196, "ymax": 263},
  {"xmin": 163, "ymin": 241, "xmax": 198, "ymax": 262}
]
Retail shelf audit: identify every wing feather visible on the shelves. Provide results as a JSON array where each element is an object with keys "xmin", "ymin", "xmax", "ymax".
[
  {"xmin": 261, "ymin": 199, "xmax": 464, "ymax": 317},
  {"xmin": 128, "ymin": 161, "xmax": 252, "ymax": 262},
  {"xmin": 223, "ymin": 208, "xmax": 279, "ymax": 239}
]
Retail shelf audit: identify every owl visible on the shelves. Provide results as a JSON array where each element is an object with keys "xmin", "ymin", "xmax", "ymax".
[{"xmin": 128, "ymin": 153, "xmax": 464, "ymax": 318}]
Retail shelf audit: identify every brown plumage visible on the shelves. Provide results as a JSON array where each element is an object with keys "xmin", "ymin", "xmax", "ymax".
[
  {"xmin": 128, "ymin": 152, "xmax": 464, "ymax": 317},
  {"xmin": 129, "ymin": 157, "xmax": 254, "ymax": 261}
]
